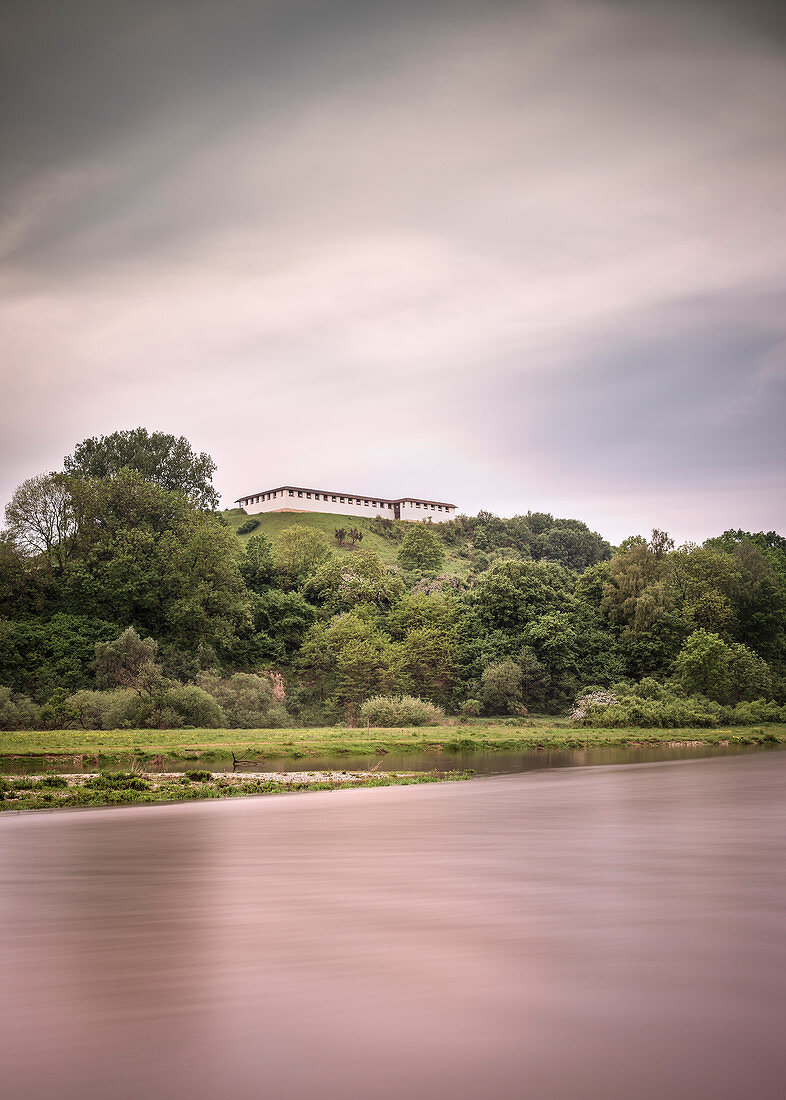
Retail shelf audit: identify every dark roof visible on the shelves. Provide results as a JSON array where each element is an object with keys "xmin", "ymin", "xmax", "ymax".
[{"xmin": 234, "ymin": 485, "xmax": 456, "ymax": 508}]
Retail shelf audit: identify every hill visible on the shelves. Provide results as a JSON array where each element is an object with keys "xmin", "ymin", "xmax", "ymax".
[{"xmin": 222, "ymin": 508, "xmax": 471, "ymax": 575}]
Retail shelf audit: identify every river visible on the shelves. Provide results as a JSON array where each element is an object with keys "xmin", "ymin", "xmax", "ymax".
[{"xmin": 2, "ymin": 750, "xmax": 785, "ymax": 1098}]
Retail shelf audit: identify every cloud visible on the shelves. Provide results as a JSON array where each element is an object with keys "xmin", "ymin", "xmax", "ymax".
[{"xmin": 1, "ymin": 0, "xmax": 785, "ymax": 542}]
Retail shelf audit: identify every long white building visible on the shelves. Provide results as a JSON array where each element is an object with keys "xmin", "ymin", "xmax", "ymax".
[{"xmin": 235, "ymin": 485, "xmax": 457, "ymax": 522}]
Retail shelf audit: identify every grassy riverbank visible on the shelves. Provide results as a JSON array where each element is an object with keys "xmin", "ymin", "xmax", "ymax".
[
  {"xmin": 1, "ymin": 720, "xmax": 784, "ymax": 766},
  {"xmin": 0, "ymin": 769, "xmax": 472, "ymax": 812}
]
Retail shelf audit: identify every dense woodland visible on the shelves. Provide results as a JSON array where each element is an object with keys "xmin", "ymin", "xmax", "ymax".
[{"xmin": 1, "ymin": 429, "xmax": 784, "ymax": 731}]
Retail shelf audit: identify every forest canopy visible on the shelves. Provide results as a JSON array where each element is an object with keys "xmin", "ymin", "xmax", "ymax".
[{"xmin": 1, "ymin": 431, "xmax": 784, "ymax": 730}]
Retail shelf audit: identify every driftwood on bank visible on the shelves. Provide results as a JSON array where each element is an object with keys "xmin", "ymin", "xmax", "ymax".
[{"xmin": 232, "ymin": 752, "xmax": 266, "ymax": 771}]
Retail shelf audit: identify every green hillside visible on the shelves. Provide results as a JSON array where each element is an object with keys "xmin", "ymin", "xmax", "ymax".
[{"xmin": 223, "ymin": 508, "xmax": 471, "ymax": 574}]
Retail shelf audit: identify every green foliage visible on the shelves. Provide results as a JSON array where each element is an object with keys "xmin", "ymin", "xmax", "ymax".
[
  {"xmin": 163, "ymin": 684, "xmax": 226, "ymax": 728},
  {"xmin": 0, "ymin": 686, "xmax": 40, "ymax": 730},
  {"xmin": 398, "ymin": 523, "xmax": 445, "ymax": 573},
  {"xmin": 94, "ymin": 626, "xmax": 160, "ymax": 689},
  {"xmin": 63, "ymin": 690, "xmax": 111, "ymax": 730},
  {"xmin": 459, "ymin": 699, "xmax": 482, "ymax": 717},
  {"xmin": 571, "ymin": 678, "xmax": 786, "ymax": 729},
  {"xmin": 302, "ymin": 550, "xmax": 404, "ymax": 615},
  {"xmin": 195, "ymin": 671, "xmax": 286, "ymax": 728},
  {"xmin": 64, "ymin": 428, "xmax": 220, "ymax": 510},
  {"xmin": 674, "ymin": 629, "xmax": 772, "ymax": 705},
  {"xmin": 0, "ymin": 614, "xmax": 120, "ymax": 701},
  {"xmin": 480, "ymin": 659, "xmax": 524, "ymax": 715},
  {"xmin": 2, "ymin": 441, "xmax": 784, "ymax": 730},
  {"xmin": 359, "ymin": 695, "xmax": 445, "ymax": 726},
  {"xmin": 61, "ymin": 470, "xmax": 249, "ymax": 652},
  {"xmin": 85, "ymin": 772, "xmax": 152, "ymax": 791},
  {"xmin": 273, "ymin": 524, "xmax": 332, "ymax": 587},
  {"xmin": 239, "ymin": 534, "xmax": 274, "ymax": 593},
  {"xmin": 4, "ymin": 473, "xmax": 76, "ymax": 571},
  {"xmin": 299, "ymin": 612, "xmax": 391, "ymax": 721}
]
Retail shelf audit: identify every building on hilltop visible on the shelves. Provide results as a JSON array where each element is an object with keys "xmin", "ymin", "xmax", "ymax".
[{"xmin": 235, "ymin": 485, "xmax": 457, "ymax": 522}]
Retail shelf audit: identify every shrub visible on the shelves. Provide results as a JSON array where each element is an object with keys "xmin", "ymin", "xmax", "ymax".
[
  {"xmin": 101, "ymin": 689, "xmax": 154, "ymax": 729},
  {"xmin": 237, "ymin": 518, "xmax": 260, "ymax": 535},
  {"xmin": 0, "ymin": 686, "xmax": 41, "ymax": 730},
  {"xmin": 459, "ymin": 699, "xmax": 482, "ymax": 717},
  {"xmin": 569, "ymin": 683, "xmax": 724, "ymax": 728},
  {"xmin": 481, "ymin": 660, "xmax": 524, "ymax": 715},
  {"xmin": 398, "ymin": 524, "xmax": 445, "ymax": 573},
  {"xmin": 360, "ymin": 695, "xmax": 445, "ymax": 727},
  {"xmin": 196, "ymin": 671, "xmax": 278, "ymax": 728},
  {"xmin": 64, "ymin": 690, "xmax": 111, "ymax": 730},
  {"xmin": 85, "ymin": 773, "xmax": 151, "ymax": 791},
  {"xmin": 722, "ymin": 699, "xmax": 786, "ymax": 725},
  {"xmin": 164, "ymin": 684, "xmax": 226, "ymax": 728}
]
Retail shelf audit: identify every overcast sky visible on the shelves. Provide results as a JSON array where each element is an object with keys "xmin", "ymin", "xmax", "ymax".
[{"xmin": 2, "ymin": 0, "xmax": 785, "ymax": 543}]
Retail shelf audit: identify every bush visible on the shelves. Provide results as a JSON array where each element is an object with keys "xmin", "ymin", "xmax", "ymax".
[
  {"xmin": 85, "ymin": 772, "xmax": 151, "ymax": 791},
  {"xmin": 64, "ymin": 690, "xmax": 111, "ymax": 730},
  {"xmin": 481, "ymin": 660, "xmax": 524, "ymax": 715},
  {"xmin": 101, "ymin": 689, "xmax": 155, "ymax": 729},
  {"xmin": 196, "ymin": 671, "xmax": 279, "ymax": 728},
  {"xmin": 722, "ymin": 699, "xmax": 786, "ymax": 725},
  {"xmin": 360, "ymin": 695, "xmax": 445, "ymax": 727},
  {"xmin": 0, "ymin": 686, "xmax": 41, "ymax": 730},
  {"xmin": 164, "ymin": 684, "xmax": 226, "ymax": 728},
  {"xmin": 569, "ymin": 682, "xmax": 724, "ymax": 728},
  {"xmin": 459, "ymin": 699, "xmax": 482, "ymax": 717},
  {"xmin": 237, "ymin": 518, "xmax": 260, "ymax": 535}
]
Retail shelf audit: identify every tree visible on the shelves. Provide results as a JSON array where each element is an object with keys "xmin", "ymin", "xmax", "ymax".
[
  {"xmin": 94, "ymin": 626, "xmax": 162, "ymax": 692},
  {"xmin": 239, "ymin": 534, "xmax": 274, "ymax": 593},
  {"xmin": 398, "ymin": 523, "xmax": 445, "ymax": 573},
  {"xmin": 671, "ymin": 629, "xmax": 773, "ymax": 704},
  {"xmin": 298, "ymin": 612, "xmax": 391, "ymax": 719},
  {"xmin": 669, "ymin": 546, "xmax": 743, "ymax": 636},
  {"xmin": 388, "ymin": 625, "xmax": 462, "ymax": 707},
  {"xmin": 64, "ymin": 428, "xmax": 220, "ymax": 509},
  {"xmin": 302, "ymin": 550, "xmax": 404, "ymax": 614},
  {"xmin": 273, "ymin": 525, "xmax": 332, "ymax": 588},
  {"xmin": 601, "ymin": 543, "xmax": 662, "ymax": 631},
  {"xmin": 535, "ymin": 521, "xmax": 612, "ymax": 571},
  {"xmin": 4, "ymin": 473, "xmax": 75, "ymax": 571},
  {"xmin": 518, "ymin": 646, "xmax": 550, "ymax": 709},
  {"xmin": 63, "ymin": 470, "xmax": 249, "ymax": 652},
  {"xmin": 0, "ymin": 614, "xmax": 120, "ymax": 701},
  {"xmin": 473, "ymin": 560, "xmax": 574, "ymax": 632},
  {"xmin": 480, "ymin": 660, "xmax": 523, "ymax": 715}
]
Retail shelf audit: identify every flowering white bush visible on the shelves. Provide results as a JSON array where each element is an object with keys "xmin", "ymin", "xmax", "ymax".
[{"xmin": 568, "ymin": 690, "xmax": 619, "ymax": 723}]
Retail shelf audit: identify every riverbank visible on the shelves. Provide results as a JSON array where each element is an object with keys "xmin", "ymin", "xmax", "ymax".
[
  {"xmin": 0, "ymin": 768, "xmax": 472, "ymax": 812},
  {"xmin": 1, "ymin": 720, "xmax": 783, "ymax": 769}
]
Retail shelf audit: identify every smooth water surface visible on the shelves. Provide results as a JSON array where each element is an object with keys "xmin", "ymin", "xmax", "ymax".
[
  {"xmin": 2, "ymin": 739, "xmax": 779, "ymax": 775},
  {"xmin": 2, "ymin": 751, "xmax": 786, "ymax": 1098}
]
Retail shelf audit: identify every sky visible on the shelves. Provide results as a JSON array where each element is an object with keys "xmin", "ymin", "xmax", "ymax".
[{"xmin": 2, "ymin": 0, "xmax": 785, "ymax": 544}]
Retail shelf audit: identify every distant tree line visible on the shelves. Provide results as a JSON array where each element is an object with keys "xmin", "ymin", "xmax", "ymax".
[{"xmin": 1, "ymin": 429, "xmax": 784, "ymax": 730}]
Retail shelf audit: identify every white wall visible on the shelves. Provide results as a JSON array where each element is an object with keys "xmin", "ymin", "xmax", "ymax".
[
  {"xmin": 240, "ymin": 489, "xmax": 395, "ymax": 521},
  {"xmin": 238, "ymin": 489, "xmax": 456, "ymax": 522},
  {"xmin": 398, "ymin": 500, "xmax": 455, "ymax": 523}
]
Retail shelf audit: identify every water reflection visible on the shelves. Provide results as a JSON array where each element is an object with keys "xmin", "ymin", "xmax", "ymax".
[
  {"xmin": 2, "ymin": 740, "xmax": 779, "ymax": 776},
  {"xmin": 2, "ymin": 751, "xmax": 786, "ymax": 1098}
]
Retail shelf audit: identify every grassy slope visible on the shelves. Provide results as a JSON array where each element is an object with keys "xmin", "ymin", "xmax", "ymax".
[
  {"xmin": 223, "ymin": 507, "xmax": 471, "ymax": 575},
  {"xmin": 2, "ymin": 722, "xmax": 783, "ymax": 761}
]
